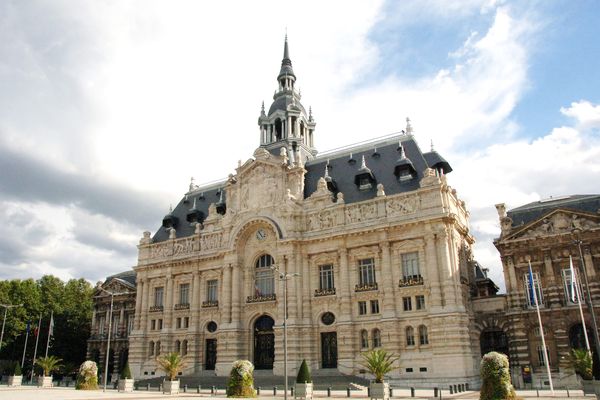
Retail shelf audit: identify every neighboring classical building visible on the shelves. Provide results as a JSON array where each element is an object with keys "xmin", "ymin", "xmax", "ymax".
[
  {"xmin": 490, "ymin": 195, "xmax": 600, "ymax": 387},
  {"xmin": 87, "ymin": 270, "xmax": 137, "ymax": 381},
  {"xmin": 124, "ymin": 37, "xmax": 492, "ymax": 387}
]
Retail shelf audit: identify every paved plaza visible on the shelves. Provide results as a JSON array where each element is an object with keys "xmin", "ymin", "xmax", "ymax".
[{"xmin": 0, "ymin": 386, "xmax": 591, "ymax": 400}]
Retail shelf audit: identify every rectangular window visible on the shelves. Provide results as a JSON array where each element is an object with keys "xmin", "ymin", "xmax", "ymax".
[
  {"xmin": 154, "ymin": 287, "xmax": 164, "ymax": 307},
  {"xmin": 183, "ymin": 317, "xmax": 189, "ymax": 328},
  {"xmin": 255, "ymin": 270, "xmax": 275, "ymax": 296},
  {"xmin": 370, "ymin": 300, "xmax": 380, "ymax": 314},
  {"xmin": 416, "ymin": 295, "xmax": 425, "ymax": 310},
  {"xmin": 358, "ymin": 301, "xmax": 367, "ymax": 315},
  {"xmin": 207, "ymin": 280, "xmax": 218, "ymax": 302},
  {"xmin": 319, "ymin": 265, "xmax": 335, "ymax": 290},
  {"xmin": 358, "ymin": 258, "xmax": 376, "ymax": 286},
  {"xmin": 403, "ymin": 297, "xmax": 412, "ymax": 311},
  {"xmin": 112, "ymin": 315, "xmax": 119, "ymax": 335},
  {"xmin": 524, "ymin": 272, "xmax": 544, "ymax": 307},
  {"xmin": 98, "ymin": 316, "xmax": 106, "ymax": 335},
  {"xmin": 151, "ymin": 319, "xmax": 156, "ymax": 330},
  {"xmin": 537, "ymin": 345, "xmax": 550, "ymax": 366},
  {"xmin": 179, "ymin": 283, "xmax": 190, "ymax": 305},
  {"xmin": 405, "ymin": 368, "xmax": 413, "ymax": 373},
  {"xmin": 127, "ymin": 314, "xmax": 134, "ymax": 335},
  {"xmin": 158, "ymin": 319, "xmax": 163, "ymax": 330},
  {"xmin": 419, "ymin": 367, "xmax": 427, "ymax": 372},
  {"xmin": 562, "ymin": 269, "xmax": 583, "ymax": 304},
  {"xmin": 402, "ymin": 252, "xmax": 421, "ymax": 280},
  {"xmin": 176, "ymin": 317, "xmax": 181, "ymax": 329}
]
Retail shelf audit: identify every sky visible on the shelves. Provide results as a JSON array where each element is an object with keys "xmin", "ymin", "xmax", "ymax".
[{"xmin": 1, "ymin": 0, "xmax": 599, "ymax": 289}]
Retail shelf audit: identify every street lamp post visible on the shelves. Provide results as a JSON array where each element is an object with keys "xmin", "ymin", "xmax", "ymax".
[
  {"xmin": 272, "ymin": 263, "xmax": 300, "ymax": 400},
  {"xmin": 96, "ymin": 286, "xmax": 128, "ymax": 392},
  {"xmin": 0, "ymin": 303, "xmax": 22, "ymax": 352},
  {"xmin": 574, "ymin": 238, "xmax": 600, "ymax": 361}
]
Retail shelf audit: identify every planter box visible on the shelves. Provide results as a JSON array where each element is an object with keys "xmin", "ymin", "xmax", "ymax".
[
  {"xmin": 592, "ymin": 380, "xmax": 600, "ymax": 400},
  {"xmin": 163, "ymin": 379, "xmax": 180, "ymax": 394},
  {"xmin": 118, "ymin": 378, "xmax": 135, "ymax": 392},
  {"xmin": 370, "ymin": 382, "xmax": 390, "ymax": 400},
  {"xmin": 582, "ymin": 380, "xmax": 595, "ymax": 395},
  {"xmin": 8, "ymin": 375, "xmax": 22, "ymax": 387},
  {"xmin": 295, "ymin": 382, "xmax": 313, "ymax": 399},
  {"xmin": 37, "ymin": 376, "xmax": 53, "ymax": 388}
]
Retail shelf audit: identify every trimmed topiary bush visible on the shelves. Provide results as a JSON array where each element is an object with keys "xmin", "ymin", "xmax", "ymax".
[
  {"xmin": 296, "ymin": 359, "xmax": 312, "ymax": 383},
  {"xmin": 226, "ymin": 360, "xmax": 257, "ymax": 397},
  {"xmin": 480, "ymin": 352, "xmax": 516, "ymax": 400},
  {"xmin": 75, "ymin": 360, "xmax": 99, "ymax": 390},
  {"xmin": 120, "ymin": 361, "xmax": 132, "ymax": 379},
  {"xmin": 13, "ymin": 361, "xmax": 22, "ymax": 376}
]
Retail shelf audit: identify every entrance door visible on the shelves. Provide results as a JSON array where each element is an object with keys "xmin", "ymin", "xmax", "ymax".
[
  {"xmin": 254, "ymin": 315, "xmax": 275, "ymax": 369},
  {"xmin": 321, "ymin": 332, "xmax": 338, "ymax": 368},
  {"xmin": 205, "ymin": 339, "xmax": 217, "ymax": 370}
]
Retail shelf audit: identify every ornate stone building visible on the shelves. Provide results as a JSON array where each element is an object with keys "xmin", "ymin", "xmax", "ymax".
[
  {"xmin": 490, "ymin": 195, "xmax": 600, "ymax": 387},
  {"xmin": 126, "ymin": 37, "xmax": 490, "ymax": 387},
  {"xmin": 87, "ymin": 270, "xmax": 137, "ymax": 382}
]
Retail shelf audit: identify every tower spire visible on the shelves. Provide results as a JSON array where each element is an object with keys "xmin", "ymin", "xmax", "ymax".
[{"xmin": 278, "ymin": 35, "xmax": 296, "ymax": 83}]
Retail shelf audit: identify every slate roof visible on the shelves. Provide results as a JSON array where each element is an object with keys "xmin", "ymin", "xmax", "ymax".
[
  {"xmin": 268, "ymin": 94, "xmax": 306, "ymax": 117},
  {"xmin": 105, "ymin": 270, "xmax": 137, "ymax": 287},
  {"xmin": 507, "ymin": 194, "xmax": 600, "ymax": 227},
  {"xmin": 152, "ymin": 134, "xmax": 452, "ymax": 243}
]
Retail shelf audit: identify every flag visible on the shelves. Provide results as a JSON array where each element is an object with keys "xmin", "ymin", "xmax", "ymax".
[
  {"xmin": 26, "ymin": 321, "xmax": 31, "ymax": 334},
  {"xmin": 33, "ymin": 325, "xmax": 39, "ymax": 337},
  {"xmin": 528, "ymin": 262, "xmax": 537, "ymax": 307},
  {"xmin": 569, "ymin": 256, "xmax": 577, "ymax": 303},
  {"xmin": 48, "ymin": 314, "xmax": 54, "ymax": 337}
]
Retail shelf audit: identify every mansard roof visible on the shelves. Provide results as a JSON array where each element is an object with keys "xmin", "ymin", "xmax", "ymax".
[
  {"xmin": 507, "ymin": 194, "xmax": 600, "ymax": 227},
  {"xmin": 152, "ymin": 133, "xmax": 452, "ymax": 243},
  {"xmin": 268, "ymin": 94, "xmax": 307, "ymax": 117}
]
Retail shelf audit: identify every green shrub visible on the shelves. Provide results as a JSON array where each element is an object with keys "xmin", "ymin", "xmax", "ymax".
[
  {"xmin": 567, "ymin": 348, "xmax": 593, "ymax": 380},
  {"xmin": 13, "ymin": 361, "xmax": 22, "ymax": 376},
  {"xmin": 120, "ymin": 361, "xmax": 132, "ymax": 379},
  {"xmin": 75, "ymin": 361, "xmax": 99, "ymax": 390},
  {"xmin": 296, "ymin": 359, "xmax": 312, "ymax": 383},
  {"xmin": 226, "ymin": 360, "xmax": 257, "ymax": 397},
  {"xmin": 480, "ymin": 352, "xmax": 516, "ymax": 400}
]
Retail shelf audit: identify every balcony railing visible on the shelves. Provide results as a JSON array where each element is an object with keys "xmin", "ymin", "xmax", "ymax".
[
  {"xmin": 202, "ymin": 300, "xmax": 219, "ymax": 308},
  {"xmin": 314, "ymin": 288, "xmax": 336, "ymax": 297},
  {"xmin": 149, "ymin": 305, "xmax": 164, "ymax": 313},
  {"xmin": 355, "ymin": 283, "xmax": 378, "ymax": 292},
  {"xmin": 246, "ymin": 294, "xmax": 276, "ymax": 303},
  {"xmin": 174, "ymin": 303, "xmax": 190, "ymax": 310},
  {"xmin": 399, "ymin": 276, "xmax": 424, "ymax": 287}
]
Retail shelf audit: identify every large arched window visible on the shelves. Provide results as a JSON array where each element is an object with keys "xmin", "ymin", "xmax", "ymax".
[
  {"xmin": 255, "ymin": 254, "xmax": 275, "ymax": 297},
  {"xmin": 418, "ymin": 325, "xmax": 429, "ymax": 345},
  {"xmin": 156, "ymin": 341, "xmax": 161, "ymax": 356},
  {"xmin": 182, "ymin": 340, "xmax": 188, "ymax": 356},
  {"xmin": 406, "ymin": 326, "xmax": 415, "ymax": 346},
  {"xmin": 372, "ymin": 329, "xmax": 382, "ymax": 348},
  {"xmin": 360, "ymin": 329, "xmax": 369, "ymax": 349},
  {"xmin": 175, "ymin": 340, "xmax": 181, "ymax": 354}
]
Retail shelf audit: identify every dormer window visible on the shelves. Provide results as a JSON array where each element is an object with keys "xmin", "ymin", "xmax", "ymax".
[
  {"xmin": 162, "ymin": 206, "xmax": 178, "ymax": 229},
  {"xmin": 186, "ymin": 198, "xmax": 205, "ymax": 224},
  {"xmin": 215, "ymin": 189, "xmax": 226, "ymax": 215},
  {"xmin": 394, "ymin": 144, "xmax": 417, "ymax": 183},
  {"xmin": 354, "ymin": 155, "xmax": 376, "ymax": 191},
  {"xmin": 358, "ymin": 176, "xmax": 373, "ymax": 190}
]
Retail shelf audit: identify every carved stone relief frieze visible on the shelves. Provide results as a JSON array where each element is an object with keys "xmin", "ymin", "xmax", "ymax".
[
  {"xmin": 522, "ymin": 212, "xmax": 597, "ymax": 238},
  {"xmin": 385, "ymin": 195, "xmax": 420, "ymax": 217}
]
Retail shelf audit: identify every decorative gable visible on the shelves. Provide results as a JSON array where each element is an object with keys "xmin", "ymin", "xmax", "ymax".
[{"xmin": 506, "ymin": 209, "xmax": 600, "ymax": 240}]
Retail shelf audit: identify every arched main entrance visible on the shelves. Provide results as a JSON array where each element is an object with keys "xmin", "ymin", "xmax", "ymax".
[
  {"xmin": 254, "ymin": 315, "xmax": 275, "ymax": 370},
  {"xmin": 480, "ymin": 328, "xmax": 509, "ymax": 357}
]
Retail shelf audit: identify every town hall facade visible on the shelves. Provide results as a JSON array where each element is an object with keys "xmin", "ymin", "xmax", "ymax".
[{"xmin": 105, "ymin": 38, "xmax": 491, "ymax": 387}]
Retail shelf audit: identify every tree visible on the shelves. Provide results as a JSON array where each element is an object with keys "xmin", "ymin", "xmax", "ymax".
[
  {"xmin": 120, "ymin": 361, "xmax": 132, "ymax": 379},
  {"xmin": 156, "ymin": 352, "xmax": 185, "ymax": 381},
  {"xmin": 361, "ymin": 349, "xmax": 399, "ymax": 383},
  {"xmin": 296, "ymin": 359, "xmax": 312, "ymax": 383}
]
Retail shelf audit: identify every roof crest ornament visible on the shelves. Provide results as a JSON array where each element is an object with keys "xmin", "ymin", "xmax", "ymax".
[
  {"xmin": 405, "ymin": 117, "xmax": 413, "ymax": 135},
  {"xmin": 261, "ymin": 101, "xmax": 265, "ymax": 116},
  {"xmin": 430, "ymin": 139, "xmax": 435, "ymax": 152}
]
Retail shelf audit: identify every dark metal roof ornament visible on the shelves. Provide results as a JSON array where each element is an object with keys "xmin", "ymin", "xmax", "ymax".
[{"xmin": 215, "ymin": 189, "xmax": 226, "ymax": 215}]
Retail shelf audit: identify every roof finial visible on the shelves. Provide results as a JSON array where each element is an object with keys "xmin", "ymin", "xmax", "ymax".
[
  {"xmin": 191, "ymin": 197, "xmax": 197, "ymax": 210},
  {"xmin": 309, "ymin": 106, "xmax": 313, "ymax": 121},
  {"xmin": 360, "ymin": 155, "xmax": 367, "ymax": 169},
  {"xmin": 169, "ymin": 204, "xmax": 173, "ymax": 213},
  {"xmin": 430, "ymin": 139, "xmax": 434, "ymax": 152},
  {"xmin": 324, "ymin": 163, "xmax": 330, "ymax": 179},
  {"xmin": 261, "ymin": 101, "xmax": 265, "ymax": 116},
  {"xmin": 405, "ymin": 117, "xmax": 413, "ymax": 134}
]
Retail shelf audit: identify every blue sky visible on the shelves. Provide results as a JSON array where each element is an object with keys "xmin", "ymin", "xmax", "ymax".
[{"xmin": 0, "ymin": 0, "xmax": 599, "ymax": 289}]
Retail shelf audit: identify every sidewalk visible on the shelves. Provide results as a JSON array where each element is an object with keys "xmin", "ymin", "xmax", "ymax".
[{"xmin": 0, "ymin": 386, "xmax": 591, "ymax": 399}]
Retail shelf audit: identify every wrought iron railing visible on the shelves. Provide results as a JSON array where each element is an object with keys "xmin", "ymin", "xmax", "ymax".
[
  {"xmin": 202, "ymin": 300, "xmax": 219, "ymax": 308},
  {"xmin": 399, "ymin": 276, "xmax": 424, "ymax": 287},
  {"xmin": 355, "ymin": 283, "xmax": 378, "ymax": 292},
  {"xmin": 174, "ymin": 303, "xmax": 190, "ymax": 310},
  {"xmin": 246, "ymin": 294, "xmax": 276, "ymax": 303},
  {"xmin": 149, "ymin": 305, "xmax": 164, "ymax": 312}
]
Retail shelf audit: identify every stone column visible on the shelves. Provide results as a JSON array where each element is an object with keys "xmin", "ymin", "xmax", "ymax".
[
  {"xmin": 287, "ymin": 250, "xmax": 299, "ymax": 320},
  {"xmin": 583, "ymin": 246, "xmax": 596, "ymax": 278},
  {"xmin": 191, "ymin": 271, "xmax": 200, "ymax": 330},
  {"xmin": 231, "ymin": 264, "xmax": 241, "ymax": 325},
  {"xmin": 380, "ymin": 242, "xmax": 395, "ymax": 318},
  {"xmin": 223, "ymin": 264, "xmax": 232, "ymax": 323},
  {"xmin": 134, "ymin": 279, "xmax": 144, "ymax": 330},
  {"xmin": 338, "ymin": 248, "xmax": 352, "ymax": 320},
  {"xmin": 91, "ymin": 309, "xmax": 97, "ymax": 333},
  {"xmin": 301, "ymin": 252, "xmax": 310, "ymax": 321},
  {"xmin": 165, "ymin": 274, "xmax": 174, "ymax": 329},
  {"xmin": 436, "ymin": 227, "xmax": 457, "ymax": 309},
  {"xmin": 119, "ymin": 306, "xmax": 125, "ymax": 335},
  {"xmin": 425, "ymin": 233, "xmax": 443, "ymax": 310}
]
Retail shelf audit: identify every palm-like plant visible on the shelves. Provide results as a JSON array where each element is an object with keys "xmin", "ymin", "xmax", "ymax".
[
  {"xmin": 361, "ymin": 349, "xmax": 399, "ymax": 383},
  {"xmin": 567, "ymin": 348, "xmax": 593, "ymax": 380},
  {"xmin": 36, "ymin": 356, "xmax": 63, "ymax": 377},
  {"xmin": 156, "ymin": 352, "xmax": 185, "ymax": 381}
]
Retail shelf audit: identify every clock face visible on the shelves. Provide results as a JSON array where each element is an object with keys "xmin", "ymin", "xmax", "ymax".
[{"xmin": 256, "ymin": 229, "xmax": 266, "ymax": 240}]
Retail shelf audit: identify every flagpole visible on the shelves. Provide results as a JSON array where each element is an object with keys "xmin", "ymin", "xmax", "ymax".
[
  {"xmin": 529, "ymin": 261, "xmax": 554, "ymax": 395},
  {"xmin": 571, "ymin": 256, "xmax": 591, "ymax": 353},
  {"xmin": 45, "ymin": 311, "xmax": 53, "ymax": 358},
  {"xmin": 21, "ymin": 321, "xmax": 30, "ymax": 368},
  {"xmin": 30, "ymin": 314, "xmax": 42, "ymax": 384}
]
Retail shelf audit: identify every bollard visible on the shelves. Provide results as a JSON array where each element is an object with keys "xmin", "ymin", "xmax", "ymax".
[
  {"xmin": 291, "ymin": 387, "xmax": 294, "ymax": 396},
  {"xmin": 347, "ymin": 386, "xmax": 351, "ymax": 397},
  {"xmin": 197, "ymin": 385, "xmax": 201, "ymax": 394},
  {"xmin": 453, "ymin": 384, "xmax": 457, "ymax": 393},
  {"xmin": 567, "ymin": 387, "xmax": 570, "ymax": 397},
  {"xmin": 466, "ymin": 383, "xmax": 469, "ymax": 391},
  {"xmin": 159, "ymin": 384, "xmax": 162, "ymax": 392},
  {"xmin": 367, "ymin": 387, "xmax": 371, "ymax": 397},
  {"xmin": 274, "ymin": 386, "xmax": 277, "ymax": 396},
  {"xmin": 147, "ymin": 383, "xmax": 151, "ymax": 391},
  {"xmin": 184, "ymin": 384, "xmax": 188, "ymax": 393},
  {"xmin": 389, "ymin": 387, "xmax": 393, "ymax": 398},
  {"xmin": 411, "ymin": 387, "xmax": 415, "ymax": 397},
  {"xmin": 434, "ymin": 387, "xmax": 438, "ymax": 398},
  {"xmin": 449, "ymin": 385, "xmax": 453, "ymax": 394},
  {"xmin": 536, "ymin": 389, "xmax": 539, "ymax": 397},
  {"xmin": 212, "ymin": 385, "xmax": 216, "ymax": 394},
  {"xmin": 328, "ymin": 387, "xmax": 332, "ymax": 397},
  {"xmin": 114, "ymin": 381, "xmax": 118, "ymax": 390},
  {"xmin": 257, "ymin": 387, "xmax": 261, "ymax": 395}
]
